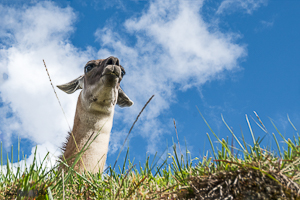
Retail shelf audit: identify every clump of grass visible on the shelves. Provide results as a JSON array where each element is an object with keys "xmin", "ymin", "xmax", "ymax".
[
  {"xmin": 1, "ymin": 111, "xmax": 300, "ymax": 199},
  {"xmin": 0, "ymin": 145, "xmax": 56, "ymax": 199}
]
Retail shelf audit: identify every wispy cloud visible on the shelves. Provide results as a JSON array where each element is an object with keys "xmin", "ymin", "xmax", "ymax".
[
  {"xmin": 260, "ymin": 20, "xmax": 274, "ymax": 28},
  {"xmin": 217, "ymin": 0, "xmax": 267, "ymax": 14},
  {"xmin": 254, "ymin": 18, "xmax": 275, "ymax": 32},
  {"xmin": 91, "ymin": 0, "xmax": 126, "ymax": 10}
]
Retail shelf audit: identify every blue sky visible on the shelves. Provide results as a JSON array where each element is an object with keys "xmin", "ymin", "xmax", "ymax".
[{"xmin": 0, "ymin": 0, "xmax": 299, "ymax": 170}]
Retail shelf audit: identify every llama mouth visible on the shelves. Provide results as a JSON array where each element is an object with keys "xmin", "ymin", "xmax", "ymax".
[
  {"xmin": 110, "ymin": 72, "xmax": 119, "ymax": 76},
  {"xmin": 103, "ymin": 72, "xmax": 119, "ymax": 77}
]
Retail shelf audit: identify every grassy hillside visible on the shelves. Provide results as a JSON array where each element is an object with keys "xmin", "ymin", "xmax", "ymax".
[{"xmin": 1, "ymin": 112, "xmax": 300, "ymax": 200}]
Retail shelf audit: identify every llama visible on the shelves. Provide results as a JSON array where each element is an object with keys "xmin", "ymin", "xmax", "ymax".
[{"xmin": 57, "ymin": 56, "xmax": 133, "ymax": 173}]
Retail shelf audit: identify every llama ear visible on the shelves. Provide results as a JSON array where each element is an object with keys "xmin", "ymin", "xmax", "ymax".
[
  {"xmin": 117, "ymin": 87, "xmax": 134, "ymax": 107},
  {"xmin": 57, "ymin": 75, "xmax": 84, "ymax": 94}
]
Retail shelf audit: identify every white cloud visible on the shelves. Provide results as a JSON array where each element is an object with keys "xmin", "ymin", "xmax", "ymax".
[
  {"xmin": 0, "ymin": 2, "xmax": 94, "ymax": 160},
  {"xmin": 217, "ymin": 0, "xmax": 267, "ymax": 14},
  {"xmin": 96, "ymin": 0, "xmax": 246, "ymax": 153}
]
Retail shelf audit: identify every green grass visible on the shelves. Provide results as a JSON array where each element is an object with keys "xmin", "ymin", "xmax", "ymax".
[{"xmin": 1, "ymin": 112, "xmax": 300, "ymax": 199}]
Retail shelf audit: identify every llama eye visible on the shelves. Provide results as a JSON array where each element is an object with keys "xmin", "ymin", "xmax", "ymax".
[
  {"xmin": 85, "ymin": 65, "xmax": 94, "ymax": 73},
  {"xmin": 121, "ymin": 70, "xmax": 125, "ymax": 77}
]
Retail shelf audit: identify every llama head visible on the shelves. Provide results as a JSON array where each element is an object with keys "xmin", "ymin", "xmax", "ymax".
[{"xmin": 57, "ymin": 56, "xmax": 133, "ymax": 112}]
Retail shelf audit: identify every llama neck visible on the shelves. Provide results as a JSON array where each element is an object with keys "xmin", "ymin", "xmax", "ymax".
[{"xmin": 63, "ymin": 93, "xmax": 115, "ymax": 173}]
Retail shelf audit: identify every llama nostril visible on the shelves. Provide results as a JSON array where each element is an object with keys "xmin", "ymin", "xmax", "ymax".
[
  {"xmin": 106, "ymin": 57, "xmax": 119, "ymax": 66},
  {"xmin": 106, "ymin": 58, "xmax": 113, "ymax": 65}
]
